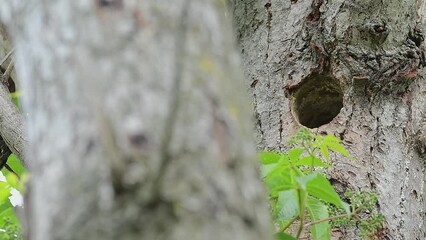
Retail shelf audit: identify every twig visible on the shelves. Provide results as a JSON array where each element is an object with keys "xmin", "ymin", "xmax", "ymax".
[
  {"xmin": 296, "ymin": 190, "xmax": 307, "ymax": 238},
  {"xmin": 4, "ymin": 59, "xmax": 14, "ymax": 78},
  {"xmin": 281, "ymin": 216, "xmax": 298, "ymax": 232},
  {"xmin": 304, "ymin": 212, "xmax": 353, "ymax": 228},
  {"xmin": 0, "ymin": 50, "xmax": 27, "ymax": 167},
  {"xmin": 0, "ymin": 48, "xmax": 14, "ymax": 67}
]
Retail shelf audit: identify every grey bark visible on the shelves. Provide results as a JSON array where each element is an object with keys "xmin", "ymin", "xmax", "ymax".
[
  {"xmin": 0, "ymin": 80, "xmax": 26, "ymax": 165},
  {"xmin": 1, "ymin": 0, "xmax": 272, "ymax": 240},
  {"xmin": 234, "ymin": 0, "xmax": 425, "ymax": 239},
  {"xmin": 0, "ymin": 26, "xmax": 27, "ymax": 166}
]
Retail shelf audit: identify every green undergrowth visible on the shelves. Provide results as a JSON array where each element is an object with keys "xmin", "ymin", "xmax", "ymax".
[
  {"xmin": 0, "ymin": 92, "xmax": 25, "ymax": 240},
  {"xmin": 0, "ymin": 154, "xmax": 26, "ymax": 240},
  {"xmin": 260, "ymin": 128, "xmax": 384, "ymax": 240}
]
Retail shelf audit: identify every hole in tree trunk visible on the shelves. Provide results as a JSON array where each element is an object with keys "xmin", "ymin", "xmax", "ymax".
[{"xmin": 292, "ymin": 73, "xmax": 343, "ymax": 128}]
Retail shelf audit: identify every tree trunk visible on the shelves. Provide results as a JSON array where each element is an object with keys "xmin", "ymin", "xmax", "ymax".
[
  {"xmin": 1, "ymin": 1, "xmax": 272, "ymax": 239},
  {"xmin": 233, "ymin": 0, "xmax": 425, "ymax": 239}
]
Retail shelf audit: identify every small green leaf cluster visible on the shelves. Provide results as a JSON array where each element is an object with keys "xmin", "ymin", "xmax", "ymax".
[
  {"xmin": 0, "ymin": 154, "xmax": 26, "ymax": 240},
  {"xmin": 0, "ymin": 217, "xmax": 23, "ymax": 240},
  {"xmin": 329, "ymin": 190, "xmax": 385, "ymax": 238},
  {"xmin": 261, "ymin": 128, "xmax": 383, "ymax": 239},
  {"xmin": 360, "ymin": 214, "xmax": 385, "ymax": 238},
  {"xmin": 344, "ymin": 190, "xmax": 378, "ymax": 212}
]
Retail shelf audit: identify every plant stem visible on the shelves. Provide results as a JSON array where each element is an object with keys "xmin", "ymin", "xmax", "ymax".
[
  {"xmin": 296, "ymin": 190, "xmax": 307, "ymax": 238},
  {"xmin": 304, "ymin": 212, "xmax": 352, "ymax": 228},
  {"xmin": 302, "ymin": 141, "xmax": 316, "ymax": 172},
  {"xmin": 281, "ymin": 217, "xmax": 298, "ymax": 232}
]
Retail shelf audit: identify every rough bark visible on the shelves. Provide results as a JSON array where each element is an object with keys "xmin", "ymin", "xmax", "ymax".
[
  {"xmin": 0, "ymin": 80, "xmax": 26, "ymax": 165},
  {"xmin": 0, "ymin": 25, "xmax": 26, "ymax": 166},
  {"xmin": 234, "ymin": 0, "xmax": 425, "ymax": 239},
  {"xmin": 1, "ymin": 0, "xmax": 272, "ymax": 239}
]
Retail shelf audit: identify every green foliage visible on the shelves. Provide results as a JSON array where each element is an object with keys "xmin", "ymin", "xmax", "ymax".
[
  {"xmin": 0, "ymin": 154, "xmax": 26, "ymax": 240},
  {"xmin": 306, "ymin": 197, "xmax": 330, "ymax": 240},
  {"xmin": 10, "ymin": 91, "xmax": 22, "ymax": 110},
  {"xmin": 275, "ymin": 232, "xmax": 297, "ymax": 240},
  {"xmin": 0, "ymin": 215, "xmax": 22, "ymax": 240},
  {"xmin": 4, "ymin": 155, "xmax": 26, "ymax": 180},
  {"xmin": 260, "ymin": 128, "xmax": 384, "ymax": 239},
  {"xmin": 329, "ymin": 190, "xmax": 385, "ymax": 238},
  {"xmin": 344, "ymin": 189, "xmax": 378, "ymax": 212},
  {"xmin": 0, "ymin": 67, "xmax": 24, "ymax": 240},
  {"xmin": 359, "ymin": 214, "xmax": 385, "ymax": 238}
]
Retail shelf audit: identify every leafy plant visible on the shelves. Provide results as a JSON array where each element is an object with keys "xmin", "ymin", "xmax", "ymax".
[
  {"xmin": 0, "ymin": 87, "xmax": 26, "ymax": 239},
  {"xmin": 0, "ymin": 154, "xmax": 26, "ymax": 240},
  {"xmin": 260, "ymin": 128, "xmax": 384, "ymax": 239},
  {"xmin": 0, "ymin": 217, "xmax": 23, "ymax": 240},
  {"xmin": 329, "ymin": 190, "xmax": 385, "ymax": 238}
]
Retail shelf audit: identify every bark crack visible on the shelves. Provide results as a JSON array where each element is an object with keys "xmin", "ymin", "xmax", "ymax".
[
  {"xmin": 264, "ymin": 1, "xmax": 272, "ymax": 61},
  {"xmin": 368, "ymin": 113, "xmax": 380, "ymax": 191},
  {"xmin": 253, "ymin": 94, "xmax": 264, "ymax": 146},
  {"xmin": 306, "ymin": 0, "xmax": 324, "ymax": 22}
]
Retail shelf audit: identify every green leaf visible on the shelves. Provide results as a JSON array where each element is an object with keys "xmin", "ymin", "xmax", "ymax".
[
  {"xmin": 323, "ymin": 135, "xmax": 341, "ymax": 143},
  {"xmin": 0, "ymin": 207, "xmax": 19, "ymax": 226},
  {"xmin": 0, "ymin": 182, "xmax": 11, "ymax": 202},
  {"xmin": 10, "ymin": 91, "xmax": 22, "ymax": 110},
  {"xmin": 5, "ymin": 174, "xmax": 19, "ymax": 189},
  {"xmin": 276, "ymin": 189, "xmax": 300, "ymax": 222},
  {"xmin": 275, "ymin": 232, "xmax": 297, "ymax": 240},
  {"xmin": 287, "ymin": 148, "xmax": 304, "ymax": 163},
  {"xmin": 295, "ymin": 173, "xmax": 317, "ymax": 191},
  {"xmin": 312, "ymin": 135, "xmax": 323, "ymax": 149},
  {"xmin": 306, "ymin": 197, "xmax": 330, "ymax": 240},
  {"xmin": 260, "ymin": 151, "xmax": 285, "ymax": 165},
  {"xmin": 324, "ymin": 136, "xmax": 353, "ymax": 159},
  {"xmin": 303, "ymin": 173, "xmax": 340, "ymax": 205},
  {"xmin": 0, "ymin": 201, "xmax": 13, "ymax": 216},
  {"xmin": 264, "ymin": 166, "xmax": 296, "ymax": 197},
  {"xmin": 295, "ymin": 156, "xmax": 330, "ymax": 168},
  {"xmin": 296, "ymin": 173, "xmax": 349, "ymax": 213},
  {"xmin": 0, "ymin": 204, "xmax": 15, "ymax": 226},
  {"xmin": 339, "ymin": 201, "xmax": 351, "ymax": 215},
  {"xmin": 261, "ymin": 163, "xmax": 278, "ymax": 177},
  {"xmin": 6, "ymin": 154, "xmax": 26, "ymax": 177},
  {"xmin": 320, "ymin": 145, "xmax": 330, "ymax": 163}
]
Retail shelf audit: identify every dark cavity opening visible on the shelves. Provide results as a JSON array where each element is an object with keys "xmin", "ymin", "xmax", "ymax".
[{"xmin": 292, "ymin": 73, "xmax": 343, "ymax": 128}]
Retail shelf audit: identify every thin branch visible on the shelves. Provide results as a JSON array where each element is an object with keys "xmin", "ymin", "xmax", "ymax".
[
  {"xmin": 281, "ymin": 216, "xmax": 298, "ymax": 232},
  {"xmin": 304, "ymin": 212, "xmax": 353, "ymax": 228},
  {"xmin": 4, "ymin": 58, "xmax": 14, "ymax": 78},
  {"xmin": 0, "ymin": 48, "xmax": 14, "ymax": 67},
  {"xmin": 0, "ymin": 57, "xmax": 27, "ymax": 167},
  {"xmin": 296, "ymin": 190, "xmax": 307, "ymax": 238}
]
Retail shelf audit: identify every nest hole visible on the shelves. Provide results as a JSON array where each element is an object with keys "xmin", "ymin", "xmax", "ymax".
[{"xmin": 292, "ymin": 74, "xmax": 343, "ymax": 128}]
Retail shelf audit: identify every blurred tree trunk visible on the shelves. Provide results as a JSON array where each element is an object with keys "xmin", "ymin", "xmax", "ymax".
[
  {"xmin": 233, "ymin": 0, "xmax": 425, "ymax": 239},
  {"xmin": 1, "ymin": 0, "xmax": 272, "ymax": 239}
]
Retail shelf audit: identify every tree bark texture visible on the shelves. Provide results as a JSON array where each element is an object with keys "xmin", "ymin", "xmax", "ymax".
[
  {"xmin": 0, "ymin": 25, "xmax": 26, "ymax": 166},
  {"xmin": 234, "ymin": 0, "xmax": 425, "ymax": 239},
  {"xmin": 1, "ymin": 0, "xmax": 272, "ymax": 239}
]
